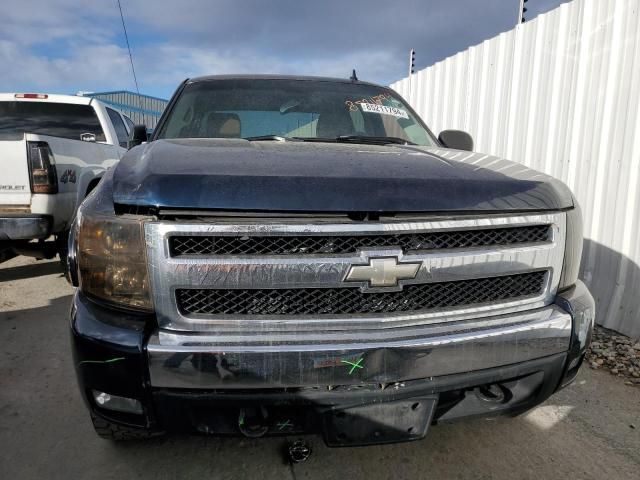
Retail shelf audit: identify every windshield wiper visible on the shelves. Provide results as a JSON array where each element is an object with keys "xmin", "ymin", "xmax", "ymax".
[
  {"xmin": 335, "ymin": 135, "xmax": 417, "ymax": 146},
  {"xmin": 245, "ymin": 135, "xmax": 417, "ymax": 146},
  {"xmin": 244, "ymin": 135, "xmax": 299, "ymax": 142}
]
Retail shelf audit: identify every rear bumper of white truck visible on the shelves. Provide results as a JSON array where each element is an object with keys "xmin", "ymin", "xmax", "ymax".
[{"xmin": 0, "ymin": 214, "xmax": 52, "ymax": 241}]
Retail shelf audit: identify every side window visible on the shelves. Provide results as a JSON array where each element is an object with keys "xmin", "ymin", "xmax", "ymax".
[
  {"xmin": 106, "ymin": 108, "xmax": 129, "ymax": 147},
  {"xmin": 123, "ymin": 115, "xmax": 134, "ymax": 132}
]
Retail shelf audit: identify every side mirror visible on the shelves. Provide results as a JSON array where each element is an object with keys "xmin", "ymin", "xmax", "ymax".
[
  {"xmin": 128, "ymin": 124, "xmax": 148, "ymax": 149},
  {"xmin": 438, "ymin": 130, "xmax": 474, "ymax": 151}
]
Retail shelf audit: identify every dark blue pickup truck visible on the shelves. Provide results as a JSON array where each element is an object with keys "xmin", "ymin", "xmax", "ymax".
[{"xmin": 67, "ymin": 75, "xmax": 594, "ymax": 447}]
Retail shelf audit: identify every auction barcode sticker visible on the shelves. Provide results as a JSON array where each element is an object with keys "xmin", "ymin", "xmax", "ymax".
[{"xmin": 360, "ymin": 103, "xmax": 409, "ymax": 119}]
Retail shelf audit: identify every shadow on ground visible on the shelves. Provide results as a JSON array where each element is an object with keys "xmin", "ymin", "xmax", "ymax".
[
  {"xmin": 0, "ymin": 259, "xmax": 63, "ymax": 282},
  {"xmin": 581, "ymin": 239, "xmax": 640, "ymax": 339}
]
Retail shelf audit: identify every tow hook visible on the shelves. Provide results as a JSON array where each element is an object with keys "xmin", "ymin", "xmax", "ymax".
[
  {"xmin": 287, "ymin": 439, "xmax": 312, "ymax": 463},
  {"xmin": 238, "ymin": 406, "xmax": 269, "ymax": 438},
  {"xmin": 474, "ymin": 383, "xmax": 509, "ymax": 403}
]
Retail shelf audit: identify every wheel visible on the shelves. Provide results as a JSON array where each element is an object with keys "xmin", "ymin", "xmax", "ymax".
[
  {"xmin": 55, "ymin": 230, "xmax": 69, "ymax": 262},
  {"xmin": 90, "ymin": 412, "xmax": 164, "ymax": 441},
  {"xmin": 55, "ymin": 230, "xmax": 71, "ymax": 280},
  {"xmin": 0, "ymin": 242, "xmax": 16, "ymax": 264}
]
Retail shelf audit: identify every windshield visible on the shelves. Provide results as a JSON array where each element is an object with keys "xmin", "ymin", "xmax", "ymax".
[{"xmin": 157, "ymin": 79, "xmax": 435, "ymax": 146}]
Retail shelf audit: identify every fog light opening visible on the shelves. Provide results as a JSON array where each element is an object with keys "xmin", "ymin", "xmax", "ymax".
[
  {"xmin": 238, "ymin": 406, "xmax": 269, "ymax": 438},
  {"xmin": 92, "ymin": 390, "xmax": 143, "ymax": 415}
]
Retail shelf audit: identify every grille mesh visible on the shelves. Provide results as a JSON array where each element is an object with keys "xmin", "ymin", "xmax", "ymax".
[
  {"xmin": 176, "ymin": 271, "xmax": 546, "ymax": 316},
  {"xmin": 170, "ymin": 225, "xmax": 551, "ymax": 256}
]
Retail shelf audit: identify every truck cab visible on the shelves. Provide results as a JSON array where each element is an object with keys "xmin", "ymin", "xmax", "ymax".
[{"xmin": 0, "ymin": 93, "xmax": 132, "ymax": 261}]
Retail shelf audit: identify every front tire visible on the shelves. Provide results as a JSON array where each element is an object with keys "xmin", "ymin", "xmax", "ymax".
[
  {"xmin": 55, "ymin": 230, "xmax": 71, "ymax": 281},
  {"xmin": 0, "ymin": 242, "xmax": 16, "ymax": 264}
]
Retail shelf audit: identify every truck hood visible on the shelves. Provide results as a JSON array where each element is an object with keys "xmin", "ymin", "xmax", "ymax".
[{"xmin": 112, "ymin": 139, "xmax": 573, "ymax": 213}]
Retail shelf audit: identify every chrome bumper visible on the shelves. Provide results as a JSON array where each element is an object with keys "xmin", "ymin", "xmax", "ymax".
[{"xmin": 147, "ymin": 303, "xmax": 575, "ymax": 389}]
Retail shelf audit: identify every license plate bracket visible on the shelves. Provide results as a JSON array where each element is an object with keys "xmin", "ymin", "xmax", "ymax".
[{"xmin": 323, "ymin": 395, "xmax": 438, "ymax": 446}]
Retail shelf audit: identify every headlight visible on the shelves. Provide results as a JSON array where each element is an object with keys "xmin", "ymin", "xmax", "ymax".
[
  {"xmin": 558, "ymin": 199, "xmax": 583, "ymax": 290},
  {"xmin": 76, "ymin": 207, "xmax": 153, "ymax": 312}
]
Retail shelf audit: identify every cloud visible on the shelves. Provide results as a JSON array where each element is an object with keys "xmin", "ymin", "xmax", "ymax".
[
  {"xmin": 0, "ymin": 0, "xmax": 570, "ymax": 98},
  {"xmin": 0, "ymin": 0, "xmax": 115, "ymax": 47},
  {"xmin": 0, "ymin": 41, "xmax": 132, "ymax": 92},
  {"xmin": 143, "ymin": 44, "xmax": 403, "ymax": 83}
]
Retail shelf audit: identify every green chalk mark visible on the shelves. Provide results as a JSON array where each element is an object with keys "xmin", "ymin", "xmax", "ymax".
[
  {"xmin": 78, "ymin": 357, "xmax": 126, "ymax": 366},
  {"xmin": 277, "ymin": 420, "xmax": 292, "ymax": 431},
  {"xmin": 341, "ymin": 357, "xmax": 364, "ymax": 375}
]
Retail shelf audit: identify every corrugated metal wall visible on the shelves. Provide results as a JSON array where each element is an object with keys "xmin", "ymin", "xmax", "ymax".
[
  {"xmin": 391, "ymin": 0, "xmax": 640, "ymax": 338},
  {"xmin": 84, "ymin": 91, "xmax": 168, "ymax": 128}
]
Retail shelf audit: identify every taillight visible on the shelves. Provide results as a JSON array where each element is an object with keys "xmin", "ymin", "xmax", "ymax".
[{"xmin": 27, "ymin": 141, "xmax": 58, "ymax": 194}]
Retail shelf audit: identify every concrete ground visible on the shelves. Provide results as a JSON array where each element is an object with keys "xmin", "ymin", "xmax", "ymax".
[{"xmin": 1, "ymin": 256, "xmax": 639, "ymax": 480}]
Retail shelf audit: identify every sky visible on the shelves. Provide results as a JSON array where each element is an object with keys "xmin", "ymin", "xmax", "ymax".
[{"xmin": 0, "ymin": 0, "xmax": 569, "ymax": 99}]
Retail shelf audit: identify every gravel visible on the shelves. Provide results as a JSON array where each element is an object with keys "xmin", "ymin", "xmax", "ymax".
[{"xmin": 587, "ymin": 325, "xmax": 640, "ymax": 386}]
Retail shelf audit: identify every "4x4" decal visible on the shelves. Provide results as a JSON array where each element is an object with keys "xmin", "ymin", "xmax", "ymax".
[{"xmin": 60, "ymin": 169, "xmax": 77, "ymax": 184}]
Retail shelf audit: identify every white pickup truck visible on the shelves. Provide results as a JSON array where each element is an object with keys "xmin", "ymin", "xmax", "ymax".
[{"xmin": 0, "ymin": 93, "xmax": 134, "ymax": 262}]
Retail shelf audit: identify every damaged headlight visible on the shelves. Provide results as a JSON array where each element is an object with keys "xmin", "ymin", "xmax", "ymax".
[{"xmin": 72, "ymin": 178, "xmax": 153, "ymax": 312}]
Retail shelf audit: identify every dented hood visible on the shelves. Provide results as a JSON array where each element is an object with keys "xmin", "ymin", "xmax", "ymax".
[{"xmin": 112, "ymin": 138, "xmax": 573, "ymax": 213}]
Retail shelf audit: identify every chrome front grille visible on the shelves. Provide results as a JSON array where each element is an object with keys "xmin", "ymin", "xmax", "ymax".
[
  {"xmin": 169, "ymin": 224, "xmax": 551, "ymax": 256},
  {"xmin": 176, "ymin": 271, "xmax": 547, "ymax": 316},
  {"xmin": 145, "ymin": 213, "xmax": 566, "ymax": 332}
]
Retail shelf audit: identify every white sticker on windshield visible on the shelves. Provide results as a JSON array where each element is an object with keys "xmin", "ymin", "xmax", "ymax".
[{"xmin": 360, "ymin": 103, "xmax": 409, "ymax": 119}]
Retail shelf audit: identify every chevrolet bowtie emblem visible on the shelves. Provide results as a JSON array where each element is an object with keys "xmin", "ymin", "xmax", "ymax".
[{"xmin": 345, "ymin": 257, "xmax": 422, "ymax": 288}]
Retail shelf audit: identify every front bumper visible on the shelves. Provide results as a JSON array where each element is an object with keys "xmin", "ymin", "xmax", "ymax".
[
  {"xmin": 146, "ymin": 306, "xmax": 572, "ymax": 389},
  {"xmin": 70, "ymin": 281, "xmax": 594, "ymax": 445},
  {"xmin": 0, "ymin": 214, "xmax": 52, "ymax": 241}
]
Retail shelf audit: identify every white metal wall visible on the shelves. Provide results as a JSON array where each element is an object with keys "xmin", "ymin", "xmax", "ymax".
[{"xmin": 391, "ymin": 0, "xmax": 640, "ymax": 338}]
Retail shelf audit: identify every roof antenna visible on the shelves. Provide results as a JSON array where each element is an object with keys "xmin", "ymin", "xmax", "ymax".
[{"xmin": 350, "ymin": 69, "xmax": 358, "ymax": 82}]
